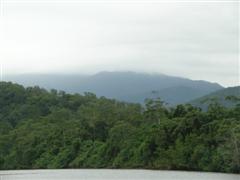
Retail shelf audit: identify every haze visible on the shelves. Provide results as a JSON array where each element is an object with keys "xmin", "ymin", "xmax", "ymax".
[{"xmin": 0, "ymin": 0, "xmax": 239, "ymax": 87}]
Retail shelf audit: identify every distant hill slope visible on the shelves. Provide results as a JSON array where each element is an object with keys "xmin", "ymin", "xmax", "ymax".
[
  {"xmin": 131, "ymin": 86, "xmax": 212, "ymax": 105},
  {"xmin": 5, "ymin": 71, "xmax": 223, "ymax": 105},
  {"xmin": 189, "ymin": 86, "xmax": 240, "ymax": 110}
]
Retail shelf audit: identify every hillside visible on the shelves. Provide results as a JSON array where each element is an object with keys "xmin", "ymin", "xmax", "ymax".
[
  {"xmin": 5, "ymin": 71, "xmax": 223, "ymax": 105},
  {"xmin": 190, "ymin": 86, "xmax": 240, "ymax": 110},
  {"xmin": 0, "ymin": 82, "xmax": 239, "ymax": 173}
]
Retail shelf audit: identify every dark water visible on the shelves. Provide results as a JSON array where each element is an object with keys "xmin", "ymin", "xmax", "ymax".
[{"xmin": 0, "ymin": 170, "xmax": 239, "ymax": 180}]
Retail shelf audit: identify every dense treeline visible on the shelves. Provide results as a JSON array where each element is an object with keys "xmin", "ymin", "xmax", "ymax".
[{"xmin": 0, "ymin": 82, "xmax": 239, "ymax": 173}]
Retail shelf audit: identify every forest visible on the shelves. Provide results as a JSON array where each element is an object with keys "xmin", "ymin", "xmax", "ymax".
[{"xmin": 0, "ymin": 82, "xmax": 239, "ymax": 173}]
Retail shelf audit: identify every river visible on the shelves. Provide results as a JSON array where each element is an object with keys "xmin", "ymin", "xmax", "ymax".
[{"xmin": 0, "ymin": 169, "xmax": 239, "ymax": 180}]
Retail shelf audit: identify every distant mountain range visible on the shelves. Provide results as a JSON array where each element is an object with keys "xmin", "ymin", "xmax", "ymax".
[
  {"xmin": 5, "ymin": 71, "xmax": 223, "ymax": 105},
  {"xmin": 189, "ymin": 86, "xmax": 240, "ymax": 110}
]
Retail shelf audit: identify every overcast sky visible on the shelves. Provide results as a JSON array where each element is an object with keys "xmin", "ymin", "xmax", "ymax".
[{"xmin": 0, "ymin": 0, "xmax": 239, "ymax": 87}]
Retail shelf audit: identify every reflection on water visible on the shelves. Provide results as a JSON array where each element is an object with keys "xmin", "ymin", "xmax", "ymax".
[{"xmin": 0, "ymin": 170, "xmax": 239, "ymax": 180}]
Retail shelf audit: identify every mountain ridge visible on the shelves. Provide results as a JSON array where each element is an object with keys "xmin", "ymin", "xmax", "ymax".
[
  {"xmin": 5, "ymin": 71, "xmax": 223, "ymax": 105},
  {"xmin": 189, "ymin": 86, "xmax": 240, "ymax": 110}
]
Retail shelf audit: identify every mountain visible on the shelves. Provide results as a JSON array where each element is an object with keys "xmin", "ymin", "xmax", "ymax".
[
  {"xmin": 189, "ymin": 86, "xmax": 240, "ymax": 110},
  {"xmin": 5, "ymin": 71, "xmax": 223, "ymax": 105},
  {"xmin": 131, "ymin": 86, "xmax": 213, "ymax": 105}
]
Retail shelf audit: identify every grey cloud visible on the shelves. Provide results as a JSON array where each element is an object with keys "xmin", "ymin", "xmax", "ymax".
[{"xmin": 0, "ymin": 1, "xmax": 238, "ymax": 87}]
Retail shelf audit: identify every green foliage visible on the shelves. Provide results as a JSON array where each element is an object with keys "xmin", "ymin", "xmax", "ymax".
[{"xmin": 0, "ymin": 82, "xmax": 239, "ymax": 173}]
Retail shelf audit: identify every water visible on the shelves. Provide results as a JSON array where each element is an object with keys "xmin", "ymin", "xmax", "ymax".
[{"xmin": 0, "ymin": 170, "xmax": 239, "ymax": 180}]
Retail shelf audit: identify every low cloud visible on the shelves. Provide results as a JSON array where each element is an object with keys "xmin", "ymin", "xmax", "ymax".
[{"xmin": 0, "ymin": 1, "xmax": 238, "ymax": 86}]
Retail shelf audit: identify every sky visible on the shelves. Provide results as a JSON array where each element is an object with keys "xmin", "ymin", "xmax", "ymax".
[{"xmin": 0, "ymin": 0, "xmax": 239, "ymax": 87}]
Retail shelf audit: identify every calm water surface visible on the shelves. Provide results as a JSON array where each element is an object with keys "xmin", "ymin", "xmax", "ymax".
[{"xmin": 0, "ymin": 170, "xmax": 239, "ymax": 180}]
